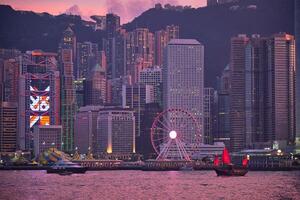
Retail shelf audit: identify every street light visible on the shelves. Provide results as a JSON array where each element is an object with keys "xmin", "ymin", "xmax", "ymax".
[{"xmin": 51, "ymin": 142, "xmax": 55, "ymax": 152}]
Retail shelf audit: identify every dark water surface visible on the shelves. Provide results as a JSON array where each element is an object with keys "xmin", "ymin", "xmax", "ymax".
[{"xmin": 0, "ymin": 170, "xmax": 299, "ymax": 200}]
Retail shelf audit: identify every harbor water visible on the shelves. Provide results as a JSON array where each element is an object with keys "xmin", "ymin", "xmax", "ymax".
[{"xmin": 0, "ymin": 170, "xmax": 299, "ymax": 200}]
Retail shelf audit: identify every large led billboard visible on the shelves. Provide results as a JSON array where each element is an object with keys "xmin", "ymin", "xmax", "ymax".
[{"xmin": 29, "ymin": 77, "xmax": 50, "ymax": 128}]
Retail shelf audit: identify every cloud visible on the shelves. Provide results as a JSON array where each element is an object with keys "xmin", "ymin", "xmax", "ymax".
[
  {"xmin": 105, "ymin": 0, "xmax": 184, "ymax": 23},
  {"xmin": 64, "ymin": 4, "xmax": 82, "ymax": 16}
]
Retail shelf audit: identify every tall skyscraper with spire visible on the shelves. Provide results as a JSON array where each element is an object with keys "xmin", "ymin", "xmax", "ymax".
[{"xmin": 59, "ymin": 27, "xmax": 77, "ymax": 151}]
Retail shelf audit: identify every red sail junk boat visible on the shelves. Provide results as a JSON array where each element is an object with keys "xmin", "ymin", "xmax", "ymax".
[{"xmin": 213, "ymin": 147, "xmax": 249, "ymax": 176}]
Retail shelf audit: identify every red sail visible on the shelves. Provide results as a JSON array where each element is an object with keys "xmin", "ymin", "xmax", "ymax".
[
  {"xmin": 242, "ymin": 157, "xmax": 248, "ymax": 167},
  {"xmin": 213, "ymin": 155, "xmax": 219, "ymax": 166},
  {"xmin": 222, "ymin": 148, "xmax": 231, "ymax": 165}
]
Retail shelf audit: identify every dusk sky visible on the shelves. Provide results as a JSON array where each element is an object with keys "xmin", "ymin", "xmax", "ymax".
[{"xmin": 0, "ymin": 0, "xmax": 206, "ymax": 23}]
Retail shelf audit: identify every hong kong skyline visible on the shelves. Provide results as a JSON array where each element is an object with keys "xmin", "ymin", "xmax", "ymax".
[{"xmin": 0, "ymin": 0, "xmax": 299, "ymax": 199}]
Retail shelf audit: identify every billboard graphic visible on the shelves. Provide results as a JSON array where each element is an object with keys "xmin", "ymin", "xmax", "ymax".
[{"xmin": 29, "ymin": 77, "xmax": 50, "ymax": 128}]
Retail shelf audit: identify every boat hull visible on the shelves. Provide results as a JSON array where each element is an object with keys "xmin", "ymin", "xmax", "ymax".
[
  {"xmin": 214, "ymin": 166, "xmax": 248, "ymax": 176},
  {"xmin": 47, "ymin": 167, "xmax": 87, "ymax": 174}
]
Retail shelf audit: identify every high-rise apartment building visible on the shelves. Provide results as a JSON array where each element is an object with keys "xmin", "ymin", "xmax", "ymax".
[
  {"xmin": 166, "ymin": 25, "xmax": 180, "ymax": 41},
  {"xmin": 126, "ymin": 28, "xmax": 154, "ymax": 83},
  {"xmin": 154, "ymin": 25, "xmax": 180, "ymax": 67},
  {"xmin": 164, "ymin": 39, "xmax": 204, "ymax": 143}
]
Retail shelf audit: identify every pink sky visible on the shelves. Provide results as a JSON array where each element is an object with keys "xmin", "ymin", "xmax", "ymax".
[{"xmin": 0, "ymin": 0, "xmax": 206, "ymax": 23}]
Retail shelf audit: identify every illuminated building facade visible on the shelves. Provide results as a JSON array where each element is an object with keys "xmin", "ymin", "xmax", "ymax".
[
  {"xmin": 265, "ymin": 33, "xmax": 295, "ymax": 149},
  {"xmin": 96, "ymin": 108, "xmax": 135, "ymax": 154},
  {"xmin": 164, "ymin": 39, "xmax": 204, "ymax": 143},
  {"xmin": 18, "ymin": 50, "xmax": 60, "ymax": 150},
  {"xmin": 2, "ymin": 58, "xmax": 19, "ymax": 102},
  {"xmin": 126, "ymin": 28, "xmax": 154, "ymax": 83},
  {"xmin": 166, "ymin": 25, "xmax": 180, "ymax": 41},
  {"xmin": 59, "ymin": 27, "xmax": 77, "ymax": 152},
  {"xmin": 0, "ymin": 102, "xmax": 18, "ymax": 152},
  {"xmin": 229, "ymin": 33, "xmax": 296, "ymax": 152},
  {"xmin": 154, "ymin": 25, "xmax": 179, "ymax": 67}
]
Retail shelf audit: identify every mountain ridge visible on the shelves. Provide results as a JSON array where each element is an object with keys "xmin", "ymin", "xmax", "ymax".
[{"xmin": 0, "ymin": 0, "xmax": 295, "ymax": 87}]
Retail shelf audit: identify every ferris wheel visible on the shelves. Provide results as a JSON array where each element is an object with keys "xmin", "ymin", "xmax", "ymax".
[{"xmin": 150, "ymin": 108, "xmax": 201, "ymax": 161}]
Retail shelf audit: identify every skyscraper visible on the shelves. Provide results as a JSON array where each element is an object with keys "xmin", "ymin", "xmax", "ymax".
[
  {"xmin": 126, "ymin": 28, "xmax": 154, "ymax": 83},
  {"xmin": 244, "ymin": 35, "xmax": 268, "ymax": 148},
  {"xmin": 154, "ymin": 30, "xmax": 168, "ymax": 66},
  {"xmin": 122, "ymin": 84, "xmax": 154, "ymax": 152},
  {"xmin": 19, "ymin": 50, "xmax": 60, "ymax": 150},
  {"xmin": 164, "ymin": 39, "xmax": 204, "ymax": 143},
  {"xmin": 60, "ymin": 27, "xmax": 77, "ymax": 77},
  {"xmin": 166, "ymin": 25, "xmax": 180, "ymax": 41},
  {"xmin": 106, "ymin": 76, "xmax": 131, "ymax": 106},
  {"xmin": 229, "ymin": 34, "xmax": 249, "ymax": 152},
  {"xmin": 216, "ymin": 65, "xmax": 231, "ymax": 148},
  {"xmin": 0, "ymin": 102, "xmax": 18, "ymax": 152},
  {"xmin": 96, "ymin": 108, "xmax": 135, "ymax": 154},
  {"xmin": 229, "ymin": 33, "xmax": 296, "ymax": 152},
  {"xmin": 154, "ymin": 25, "xmax": 180, "ymax": 67},
  {"xmin": 2, "ymin": 59, "xmax": 19, "ymax": 102},
  {"xmin": 59, "ymin": 27, "xmax": 77, "ymax": 151},
  {"xmin": 139, "ymin": 66, "xmax": 163, "ymax": 106},
  {"xmin": 204, "ymin": 87, "xmax": 215, "ymax": 144},
  {"xmin": 295, "ymin": 0, "xmax": 300, "ymax": 152},
  {"xmin": 103, "ymin": 13, "xmax": 121, "ymax": 79},
  {"xmin": 141, "ymin": 103, "xmax": 162, "ymax": 158},
  {"xmin": 84, "ymin": 64, "xmax": 106, "ymax": 106},
  {"xmin": 76, "ymin": 41, "xmax": 98, "ymax": 80},
  {"xmin": 74, "ymin": 106, "xmax": 103, "ymax": 154},
  {"xmin": 265, "ymin": 33, "xmax": 295, "ymax": 149}
]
